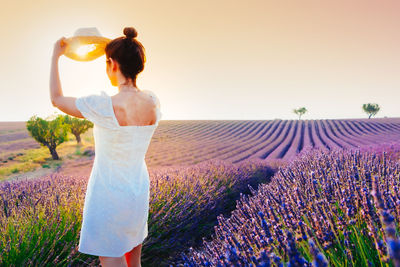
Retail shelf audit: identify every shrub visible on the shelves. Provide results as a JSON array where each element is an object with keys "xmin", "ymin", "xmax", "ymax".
[
  {"xmin": 26, "ymin": 114, "xmax": 69, "ymax": 160},
  {"xmin": 63, "ymin": 115, "xmax": 93, "ymax": 144}
]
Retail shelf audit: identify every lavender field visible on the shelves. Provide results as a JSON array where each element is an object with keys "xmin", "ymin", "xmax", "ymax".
[
  {"xmin": 180, "ymin": 143, "xmax": 400, "ymax": 266},
  {"xmin": 146, "ymin": 118, "xmax": 400, "ymax": 166},
  {"xmin": 0, "ymin": 158, "xmax": 277, "ymax": 266},
  {"xmin": 1, "ymin": 119, "xmax": 400, "ymax": 266},
  {"xmin": 2, "ymin": 118, "xmax": 400, "ymax": 168}
]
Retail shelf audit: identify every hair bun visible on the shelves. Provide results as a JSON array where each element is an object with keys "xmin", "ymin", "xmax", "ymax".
[{"xmin": 124, "ymin": 27, "xmax": 138, "ymax": 39}]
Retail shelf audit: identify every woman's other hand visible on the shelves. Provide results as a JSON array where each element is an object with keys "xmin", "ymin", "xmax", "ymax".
[{"xmin": 53, "ymin": 37, "xmax": 67, "ymax": 58}]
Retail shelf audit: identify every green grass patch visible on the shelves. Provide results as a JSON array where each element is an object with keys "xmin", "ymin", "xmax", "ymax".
[
  {"xmin": 0, "ymin": 130, "xmax": 95, "ymax": 181},
  {"xmin": 0, "ymin": 161, "xmax": 41, "ymax": 180}
]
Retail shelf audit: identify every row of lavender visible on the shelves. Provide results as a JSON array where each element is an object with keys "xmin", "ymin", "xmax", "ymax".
[
  {"xmin": 148, "ymin": 118, "xmax": 400, "ymax": 166},
  {"xmin": 179, "ymin": 142, "xmax": 400, "ymax": 266},
  {"xmin": 0, "ymin": 158, "xmax": 277, "ymax": 266},
  {"xmin": 1, "ymin": 119, "xmax": 399, "ymax": 169}
]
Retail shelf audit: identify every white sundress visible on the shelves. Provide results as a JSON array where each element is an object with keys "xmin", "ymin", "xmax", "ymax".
[{"xmin": 75, "ymin": 89, "xmax": 162, "ymax": 257}]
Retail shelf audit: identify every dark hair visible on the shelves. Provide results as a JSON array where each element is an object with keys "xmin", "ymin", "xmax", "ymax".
[{"xmin": 105, "ymin": 27, "xmax": 146, "ymax": 83}]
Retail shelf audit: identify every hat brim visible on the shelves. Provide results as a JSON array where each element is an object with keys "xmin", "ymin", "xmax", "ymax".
[
  {"xmin": 66, "ymin": 36, "xmax": 111, "ymax": 45},
  {"xmin": 64, "ymin": 36, "xmax": 112, "ymax": 62}
]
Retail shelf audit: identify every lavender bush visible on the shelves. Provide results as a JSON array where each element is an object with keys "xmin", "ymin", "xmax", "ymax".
[
  {"xmin": 179, "ymin": 142, "xmax": 400, "ymax": 266},
  {"xmin": 0, "ymin": 174, "xmax": 88, "ymax": 266},
  {"xmin": 0, "ymin": 159, "xmax": 277, "ymax": 266},
  {"xmin": 145, "ymin": 159, "xmax": 277, "ymax": 265}
]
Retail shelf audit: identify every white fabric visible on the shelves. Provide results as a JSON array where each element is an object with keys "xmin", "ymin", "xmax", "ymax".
[{"xmin": 75, "ymin": 90, "xmax": 162, "ymax": 257}]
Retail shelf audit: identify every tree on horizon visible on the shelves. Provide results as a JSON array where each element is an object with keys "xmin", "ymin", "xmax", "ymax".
[
  {"xmin": 293, "ymin": 107, "xmax": 307, "ymax": 120},
  {"xmin": 362, "ymin": 103, "xmax": 380, "ymax": 119}
]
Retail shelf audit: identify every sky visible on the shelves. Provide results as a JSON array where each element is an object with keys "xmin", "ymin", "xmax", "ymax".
[{"xmin": 0, "ymin": 0, "xmax": 399, "ymax": 121}]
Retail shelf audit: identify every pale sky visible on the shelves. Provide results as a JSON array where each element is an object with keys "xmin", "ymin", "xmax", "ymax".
[{"xmin": 0, "ymin": 0, "xmax": 399, "ymax": 121}]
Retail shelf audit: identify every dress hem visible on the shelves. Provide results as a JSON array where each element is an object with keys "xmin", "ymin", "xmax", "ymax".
[{"xmin": 78, "ymin": 233, "xmax": 148, "ymax": 257}]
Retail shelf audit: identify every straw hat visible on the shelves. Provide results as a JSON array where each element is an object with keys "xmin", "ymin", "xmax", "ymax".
[
  {"xmin": 73, "ymin": 27, "xmax": 103, "ymax": 37},
  {"xmin": 64, "ymin": 27, "xmax": 111, "ymax": 61}
]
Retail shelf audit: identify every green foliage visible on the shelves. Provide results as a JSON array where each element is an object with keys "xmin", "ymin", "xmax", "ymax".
[
  {"xmin": 362, "ymin": 103, "xmax": 380, "ymax": 119},
  {"xmin": 26, "ymin": 114, "xmax": 70, "ymax": 160},
  {"xmin": 63, "ymin": 115, "xmax": 93, "ymax": 144},
  {"xmin": 293, "ymin": 107, "xmax": 307, "ymax": 119}
]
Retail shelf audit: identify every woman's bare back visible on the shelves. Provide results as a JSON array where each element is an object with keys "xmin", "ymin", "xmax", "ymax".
[{"xmin": 111, "ymin": 91, "xmax": 157, "ymax": 127}]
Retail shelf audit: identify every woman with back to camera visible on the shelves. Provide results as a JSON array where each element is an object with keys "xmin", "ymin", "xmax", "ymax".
[{"xmin": 50, "ymin": 27, "xmax": 162, "ymax": 267}]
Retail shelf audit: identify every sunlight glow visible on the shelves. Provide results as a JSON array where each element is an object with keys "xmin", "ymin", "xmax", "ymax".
[{"xmin": 76, "ymin": 44, "xmax": 97, "ymax": 56}]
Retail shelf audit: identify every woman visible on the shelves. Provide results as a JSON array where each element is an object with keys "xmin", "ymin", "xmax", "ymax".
[{"xmin": 50, "ymin": 27, "xmax": 161, "ymax": 267}]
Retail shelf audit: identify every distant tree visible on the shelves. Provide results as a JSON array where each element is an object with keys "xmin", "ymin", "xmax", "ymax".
[
  {"xmin": 362, "ymin": 103, "xmax": 380, "ymax": 119},
  {"xmin": 26, "ymin": 114, "xmax": 69, "ymax": 160},
  {"xmin": 63, "ymin": 115, "xmax": 93, "ymax": 144},
  {"xmin": 293, "ymin": 107, "xmax": 307, "ymax": 120}
]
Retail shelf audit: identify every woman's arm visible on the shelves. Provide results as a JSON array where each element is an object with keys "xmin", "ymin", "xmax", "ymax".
[{"xmin": 50, "ymin": 37, "xmax": 84, "ymax": 118}]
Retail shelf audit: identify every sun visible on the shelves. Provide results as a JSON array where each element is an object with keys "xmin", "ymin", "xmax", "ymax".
[{"xmin": 76, "ymin": 44, "xmax": 97, "ymax": 57}]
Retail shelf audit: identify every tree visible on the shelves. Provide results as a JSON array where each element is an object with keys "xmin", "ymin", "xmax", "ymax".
[
  {"xmin": 63, "ymin": 115, "xmax": 93, "ymax": 144},
  {"xmin": 26, "ymin": 114, "xmax": 70, "ymax": 160},
  {"xmin": 362, "ymin": 103, "xmax": 380, "ymax": 119},
  {"xmin": 293, "ymin": 107, "xmax": 307, "ymax": 120}
]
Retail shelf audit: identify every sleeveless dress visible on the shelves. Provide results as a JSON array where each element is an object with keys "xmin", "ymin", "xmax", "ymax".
[{"xmin": 75, "ymin": 89, "xmax": 162, "ymax": 257}]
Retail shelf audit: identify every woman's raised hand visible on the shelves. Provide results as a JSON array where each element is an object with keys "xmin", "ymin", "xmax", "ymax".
[{"xmin": 52, "ymin": 37, "xmax": 67, "ymax": 58}]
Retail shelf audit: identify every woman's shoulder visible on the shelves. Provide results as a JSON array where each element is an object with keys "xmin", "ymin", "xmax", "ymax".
[
  {"xmin": 141, "ymin": 90, "xmax": 160, "ymax": 107},
  {"xmin": 140, "ymin": 89, "xmax": 158, "ymax": 98}
]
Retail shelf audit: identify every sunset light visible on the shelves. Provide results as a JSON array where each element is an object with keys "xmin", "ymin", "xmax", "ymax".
[
  {"xmin": 1, "ymin": 0, "xmax": 400, "ymax": 121},
  {"xmin": 1, "ymin": 1, "xmax": 400, "ymax": 266},
  {"xmin": 76, "ymin": 44, "xmax": 97, "ymax": 57}
]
